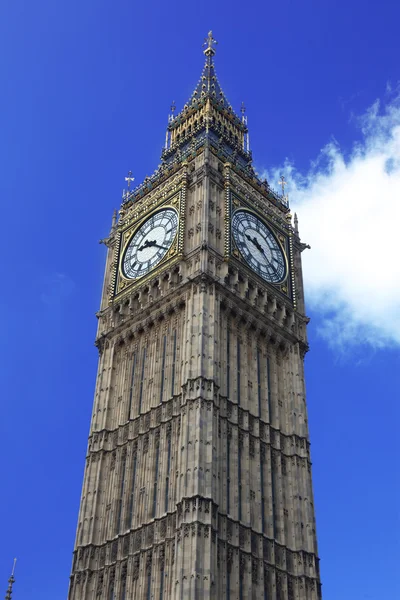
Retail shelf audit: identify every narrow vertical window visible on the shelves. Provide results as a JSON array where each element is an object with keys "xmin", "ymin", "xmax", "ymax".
[
  {"xmin": 271, "ymin": 466, "xmax": 276, "ymax": 539},
  {"xmin": 164, "ymin": 434, "xmax": 171, "ymax": 513},
  {"xmin": 159, "ymin": 569, "xmax": 164, "ymax": 600},
  {"xmin": 238, "ymin": 436, "xmax": 242, "ymax": 521},
  {"xmin": 266, "ymin": 355, "xmax": 272, "ymax": 423},
  {"xmin": 127, "ymin": 353, "xmax": 136, "ymax": 420},
  {"xmin": 108, "ymin": 582, "xmax": 114, "ymax": 600},
  {"xmin": 146, "ymin": 570, "xmax": 152, "ymax": 600},
  {"xmin": 138, "ymin": 348, "xmax": 146, "ymax": 414},
  {"xmin": 237, "ymin": 339, "xmax": 241, "ymax": 406},
  {"xmin": 227, "ymin": 433, "xmax": 230, "ymax": 514},
  {"xmin": 116, "ymin": 455, "xmax": 126, "ymax": 534},
  {"xmin": 257, "ymin": 348, "xmax": 261, "ymax": 418},
  {"xmin": 239, "ymin": 571, "xmax": 243, "ymax": 600},
  {"xmin": 227, "ymin": 327, "xmax": 230, "ymax": 397},
  {"xmin": 128, "ymin": 453, "xmax": 137, "ymax": 528},
  {"xmin": 171, "ymin": 330, "xmax": 177, "ymax": 396},
  {"xmin": 152, "ymin": 440, "xmax": 160, "ymax": 518},
  {"xmin": 226, "ymin": 556, "xmax": 231, "ymax": 600},
  {"xmin": 160, "ymin": 335, "xmax": 167, "ymax": 403},
  {"xmin": 120, "ymin": 580, "xmax": 126, "ymax": 600},
  {"xmin": 260, "ymin": 445, "xmax": 265, "ymax": 534}
]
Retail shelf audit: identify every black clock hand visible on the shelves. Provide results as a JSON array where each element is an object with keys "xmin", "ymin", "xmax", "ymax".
[
  {"xmin": 245, "ymin": 233, "xmax": 257, "ymax": 247},
  {"xmin": 245, "ymin": 233, "xmax": 265, "ymax": 255},
  {"xmin": 138, "ymin": 239, "xmax": 156, "ymax": 252},
  {"xmin": 138, "ymin": 240, "xmax": 169, "ymax": 252},
  {"xmin": 252, "ymin": 237, "xmax": 265, "ymax": 255}
]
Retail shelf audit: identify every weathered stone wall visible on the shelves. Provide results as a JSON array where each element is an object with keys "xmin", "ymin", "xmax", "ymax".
[{"xmin": 69, "ymin": 147, "xmax": 321, "ymax": 600}]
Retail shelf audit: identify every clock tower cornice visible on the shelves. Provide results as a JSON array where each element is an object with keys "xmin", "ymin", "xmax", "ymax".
[{"xmin": 96, "ymin": 268, "xmax": 307, "ymax": 350}]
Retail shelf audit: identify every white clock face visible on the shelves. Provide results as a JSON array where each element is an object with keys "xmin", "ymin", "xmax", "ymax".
[
  {"xmin": 122, "ymin": 208, "xmax": 179, "ymax": 279},
  {"xmin": 232, "ymin": 210, "xmax": 287, "ymax": 284}
]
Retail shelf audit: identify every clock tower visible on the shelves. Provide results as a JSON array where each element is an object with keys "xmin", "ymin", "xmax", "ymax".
[{"xmin": 69, "ymin": 33, "xmax": 322, "ymax": 600}]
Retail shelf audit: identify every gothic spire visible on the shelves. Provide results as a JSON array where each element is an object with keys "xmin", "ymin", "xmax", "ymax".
[
  {"xmin": 162, "ymin": 31, "xmax": 248, "ymax": 159},
  {"xmin": 4, "ymin": 559, "xmax": 16, "ymax": 600},
  {"xmin": 184, "ymin": 30, "xmax": 236, "ymax": 116},
  {"xmin": 123, "ymin": 33, "xmax": 289, "ymax": 213}
]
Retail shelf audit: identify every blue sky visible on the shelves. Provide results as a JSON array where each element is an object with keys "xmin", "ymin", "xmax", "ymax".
[{"xmin": 1, "ymin": 1, "xmax": 399, "ymax": 598}]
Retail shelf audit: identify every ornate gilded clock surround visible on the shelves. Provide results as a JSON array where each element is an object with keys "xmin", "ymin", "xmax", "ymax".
[
  {"xmin": 225, "ymin": 184, "xmax": 295, "ymax": 304},
  {"xmin": 110, "ymin": 186, "xmax": 186, "ymax": 301}
]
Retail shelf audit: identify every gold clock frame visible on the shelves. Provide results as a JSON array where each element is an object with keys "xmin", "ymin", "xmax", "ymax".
[
  {"xmin": 230, "ymin": 205, "xmax": 290, "ymax": 287},
  {"xmin": 118, "ymin": 205, "xmax": 180, "ymax": 281},
  {"xmin": 112, "ymin": 188, "xmax": 185, "ymax": 300}
]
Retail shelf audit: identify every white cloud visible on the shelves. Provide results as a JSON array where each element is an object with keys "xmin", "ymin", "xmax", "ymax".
[{"xmin": 263, "ymin": 92, "xmax": 400, "ymax": 349}]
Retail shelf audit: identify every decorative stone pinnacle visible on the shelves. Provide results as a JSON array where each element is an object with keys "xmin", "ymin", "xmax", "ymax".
[
  {"xmin": 203, "ymin": 30, "xmax": 217, "ymax": 56},
  {"xmin": 5, "ymin": 559, "xmax": 16, "ymax": 600},
  {"xmin": 125, "ymin": 170, "xmax": 134, "ymax": 189},
  {"xmin": 279, "ymin": 175, "xmax": 287, "ymax": 195}
]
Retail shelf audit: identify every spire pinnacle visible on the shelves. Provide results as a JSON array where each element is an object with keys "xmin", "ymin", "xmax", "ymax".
[
  {"xmin": 182, "ymin": 31, "xmax": 233, "ymax": 113},
  {"xmin": 125, "ymin": 170, "xmax": 134, "ymax": 189},
  {"xmin": 203, "ymin": 30, "xmax": 217, "ymax": 56},
  {"xmin": 5, "ymin": 559, "xmax": 16, "ymax": 600},
  {"xmin": 294, "ymin": 212, "xmax": 299, "ymax": 234},
  {"xmin": 111, "ymin": 209, "xmax": 117, "ymax": 233},
  {"xmin": 279, "ymin": 175, "xmax": 287, "ymax": 195}
]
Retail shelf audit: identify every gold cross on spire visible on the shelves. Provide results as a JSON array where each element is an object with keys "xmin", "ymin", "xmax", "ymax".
[
  {"xmin": 125, "ymin": 170, "xmax": 134, "ymax": 189},
  {"xmin": 279, "ymin": 175, "xmax": 287, "ymax": 196},
  {"xmin": 203, "ymin": 30, "xmax": 217, "ymax": 56}
]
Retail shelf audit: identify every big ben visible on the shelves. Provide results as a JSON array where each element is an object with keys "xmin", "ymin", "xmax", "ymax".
[{"xmin": 69, "ymin": 32, "xmax": 322, "ymax": 600}]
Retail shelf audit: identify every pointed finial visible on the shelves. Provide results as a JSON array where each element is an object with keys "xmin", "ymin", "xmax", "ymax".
[
  {"xmin": 203, "ymin": 31, "xmax": 217, "ymax": 56},
  {"xmin": 125, "ymin": 170, "xmax": 134, "ymax": 189},
  {"xmin": 240, "ymin": 101, "xmax": 247, "ymax": 125},
  {"xmin": 294, "ymin": 212, "xmax": 299, "ymax": 234},
  {"xmin": 168, "ymin": 100, "xmax": 176, "ymax": 128},
  {"xmin": 279, "ymin": 175, "xmax": 287, "ymax": 196},
  {"xmin": 5, "ymin": 559, "xmax": 16, "ymax": 600},
  {"xmin": 112, "ymin": 209, "xmax": 117, "ymax": 227}
]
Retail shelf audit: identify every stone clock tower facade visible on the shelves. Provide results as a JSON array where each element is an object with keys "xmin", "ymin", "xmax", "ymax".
[{"xmin": 69, "ymin": 33, "xmax": 322, "ymax": 600}]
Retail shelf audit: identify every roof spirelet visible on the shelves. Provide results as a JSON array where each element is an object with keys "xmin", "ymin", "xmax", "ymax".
[{"xmin": 5, "ymin": 559, "xmax": 16, "ymax": 600}]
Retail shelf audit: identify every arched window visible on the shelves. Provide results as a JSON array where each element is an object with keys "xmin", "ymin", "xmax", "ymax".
[
  {"xmin": 108, "ymin": 581, "xmax": 114, "ymax": 600},
  {"xmin": 120, "ymin": 579, "xmax": 126, "ymax": 600}
]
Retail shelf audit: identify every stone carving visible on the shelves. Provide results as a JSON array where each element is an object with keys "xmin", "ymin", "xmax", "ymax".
[
  {"xmin": 146, "ymin": 550, "xmax": 152, "ymax": 574},
  {"xmin": 96, "ymin": 573, "xmax": 103, "ymax": 596},
  {"xmin": 132, "ymin": 556, "xmax": 140, "ymax": 580},
  {"xmin": 252, "ymin": 558, "xmax": 258, "ymax": 583}
]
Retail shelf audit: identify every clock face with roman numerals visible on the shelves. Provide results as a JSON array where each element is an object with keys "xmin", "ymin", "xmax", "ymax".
[
  {"xmin": 232, "ymin": 210, "xmax": 287, "ymax": 284},
  {"xmin": 122, "ymin": 208, "xmax": 178, "ymax": 279}
]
